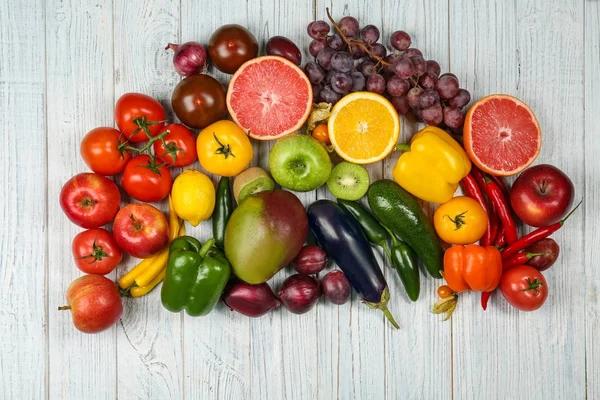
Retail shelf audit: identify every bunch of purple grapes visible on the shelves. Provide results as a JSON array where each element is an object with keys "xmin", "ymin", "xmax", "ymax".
[{"xmin": 304, "ymin": 16, "xmax": 471, "ymax": 129}]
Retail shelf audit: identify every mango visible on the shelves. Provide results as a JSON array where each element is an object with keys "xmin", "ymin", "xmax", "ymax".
[{"xmin": 224, "ymin": 190, "xmax": 308, "ymax": 284}]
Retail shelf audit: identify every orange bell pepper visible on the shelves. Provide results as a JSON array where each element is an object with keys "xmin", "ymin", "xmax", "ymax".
[{"xmin": 443, "ymin": 244, "xmax": 502, "ymax": 293}]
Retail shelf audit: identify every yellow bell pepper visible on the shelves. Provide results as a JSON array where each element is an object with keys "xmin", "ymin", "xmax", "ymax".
[{"xmin": 392, "ymin": 126, "xmax": 471, "ymax": 204}]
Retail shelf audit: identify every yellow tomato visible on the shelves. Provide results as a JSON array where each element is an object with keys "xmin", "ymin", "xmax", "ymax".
[
  {"xmin": 434, "ymin": 196, "xmax": 488, "ymax": 245},
  {"xmin": 197, "ymin": 120, "xmax": 253, "ymax": 176}
]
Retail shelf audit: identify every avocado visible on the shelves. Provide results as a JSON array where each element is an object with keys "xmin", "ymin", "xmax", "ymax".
[{"xmin": 367, "ymin": 179, "xmax": 443, "ymax": 278}]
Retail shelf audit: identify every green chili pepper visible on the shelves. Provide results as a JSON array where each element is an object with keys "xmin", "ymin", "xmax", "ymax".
[
  {"xmin": 213, "ymin": 177, "xmax": 234, "ymax": 249},
  {"xmin": 390, "ymin": 242, "xmax": 420, "ymax": 302},
  {"xmin": 161, "ymin": 236, "xmax": 231, "ymax": 316},
  {"xmin": 337, "ymin": 199, "xmax": 392, "ymax": 259}
]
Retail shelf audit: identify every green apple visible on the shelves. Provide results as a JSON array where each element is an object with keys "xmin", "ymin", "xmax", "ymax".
[{"xmin": 268, "ymin": 134, "xmax": 332, "ymax": 192}]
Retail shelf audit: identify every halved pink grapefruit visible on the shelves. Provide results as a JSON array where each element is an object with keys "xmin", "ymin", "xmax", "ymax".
[
  {"xmin": 464, "ymin": 94, "xmax": 541, "ymax": 176},
  {"xmin": 226, "ymin": 56, "xmax": 313, "ymax": 141}
]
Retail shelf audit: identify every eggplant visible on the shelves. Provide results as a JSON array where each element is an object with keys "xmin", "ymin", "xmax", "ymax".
[{"xmin": 307, "ymin": 200, "xmax": 399, "ymax": 329}]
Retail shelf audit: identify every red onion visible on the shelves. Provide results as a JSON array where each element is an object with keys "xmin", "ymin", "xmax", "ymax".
[
  {"xmin": 321, "ymin": 270, "xmax": 351, "ymax": 305},
  {"xmin": 291, "ymin": 244, "xmax": 328, "ymax": 275},
  {"xmin": 165, "ymin": 42, "xmax": 208, "ymax": 76},
  {"xmin": 222, "ymin": 281, "xmax": 280, "ymax": 317},
  {"xmin": 278, "ymin": 274, "xmax": 321, "ymax": 314}
]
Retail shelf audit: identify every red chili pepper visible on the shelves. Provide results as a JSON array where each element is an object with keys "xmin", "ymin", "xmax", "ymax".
[
  {"xmin": 461, "ymin": 174, "xmax": 495, "ymax": 246},
  {"xmin": 501, "ymin": 200, "xmax": 582, "ymax": 260},
  {"xmin": 489, "ymin": 175, "xmax": 509, "ymax": 198},
  {"xmin": 502, "ymin": 251, "xmax": 548, "ymax": 269},
  {"xmin": 481, "ymin": 291, "xmax": 491, "ymax": 310},
  {"xmin": 495, "ymin": 225, "xmax": 507, "ymax": 248},
  {"xmin": 482, "ymin": 176, "xmax": 518, "ymax": 245}
]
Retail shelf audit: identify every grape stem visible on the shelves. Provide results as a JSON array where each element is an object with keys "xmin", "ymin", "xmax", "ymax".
[{"xmin": 325, "ymin": 8, "xmax": 391, "ymax": 66}]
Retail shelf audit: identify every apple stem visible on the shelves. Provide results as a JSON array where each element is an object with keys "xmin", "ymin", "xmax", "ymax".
[{"xmin": 58, "ymin": 306, "xmax": 71, "ymax": 311}]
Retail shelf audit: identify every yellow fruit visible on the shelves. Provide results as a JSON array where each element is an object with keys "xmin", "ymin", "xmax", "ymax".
[
  {"xmin": 328, "ymin": 92, "xmax": 400, "ymax": 164},
  {"xmin": 171, "ymin": 169, "xmax": 215, "ymax": 226}
]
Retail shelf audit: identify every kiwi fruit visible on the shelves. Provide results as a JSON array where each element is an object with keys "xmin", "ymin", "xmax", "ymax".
[
  {"xmin": 326, "ymin": 162, "xmax": 370, "ymax": 200},
  {"xmin": 233, "ymin": 167, "xmax": 276, "ymax": 203}
]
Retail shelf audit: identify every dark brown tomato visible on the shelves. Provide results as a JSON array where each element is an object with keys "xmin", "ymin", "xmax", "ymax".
[
  {"xmin": 171, "ymin": 75, "xmax": 226, "ymax": 129},
  {"xmin": 208, "ymin": 24, "xmax": 258, "ymax": 74}
]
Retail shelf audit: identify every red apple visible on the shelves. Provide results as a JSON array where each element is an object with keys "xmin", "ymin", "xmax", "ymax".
[
  {"xmin": 112, "ymin": 203, "xmax": 168, "ymax": 258},
  {"xmin": 59, "ymin": 274, "xmax": 123, "ymax": 333},
  {"xmin": 60, "ymin": 173, "xmax": 121, "ymax": 228},
  {"xmin": 509, "ymin": 164, "xmax": 574, "ymax": 227}
]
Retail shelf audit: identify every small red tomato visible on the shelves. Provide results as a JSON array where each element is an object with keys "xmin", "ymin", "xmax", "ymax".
[
  {"xmin": 115, "ymin": 93, "xmax": 165, "ymax": 143},
  {"xmin": 500, "ymin": 265, "xmax": 548, "ymax": 311},
  {"xmin": 80, "ymin": 127, "xmax": 132, "ymax": 175},
  {"xmin": 72, "ymin": 228, "xmax": 123, "ymax": 275},
  {"xmin": 121, "ymin": 155, "xmax": 172, "ymax": 202},
  {"xmin": 153, "ymin": 123, "xmax": 197, "ymax": 167}
]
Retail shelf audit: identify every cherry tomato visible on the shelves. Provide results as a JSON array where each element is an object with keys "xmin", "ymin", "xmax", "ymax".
[
  {"xmin": 72, "ymin": 228, "xmax": 123, "ymax": 275},
  {"xmin": 121, "ymin": 155, "xmax": 172, "ymax": 202},
  {"xmin": 80, "ymin": 127, "xmax": 132, "ymax": 175},
  {"xmin": 153, "ymin": 123, "xmax": 197, "ymax": 167},
  {"xmin": 434, "ymin": 196, "xmax": 488, "ymax": 245},
  {"xmin": 196, "ymin": 120, "xmax": 253, "ymax": 176},
  {"xmin": 115, "ymin": 93, "xmax": 165, "ymax": 143},
  {"xmin": 312, "ymin": 123, "xmax": 331, "ymax": 145},
  {"xmin": 437, "ymin": 285, "xmax": 452, "ymax": 298},
  {"xmin": 500, "ymin": 265, "xmax": 548, "ymax": 311}
]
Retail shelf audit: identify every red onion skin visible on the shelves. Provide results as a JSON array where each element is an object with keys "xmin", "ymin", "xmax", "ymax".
[
  {"xmin": 222, "ymin": 282, "xmax": 280, "ymax": 317},
  {"xmin": 278, "ymin": 274, "xmax": 321, "ymax": 314},
  {"xmin": 291, "ymin": 245, "xmax": 328, "ymax": 275},
  {"xmin": 166, "ymin": 42, "xmax": 208, "ymax": 76},
  {"xmin": 321, "ymin": 270, "xmax": 351, "ymax": 305}
]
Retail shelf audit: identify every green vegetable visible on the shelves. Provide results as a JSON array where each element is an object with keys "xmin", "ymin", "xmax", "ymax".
[
  {"xmin": 161, "ymin": 236, "xmax": 231, "ymax": 316},
  {"xmin": 337, "ymin": 199, "xmax": 392, "ymax": 259},
  {"xmin": 367, "ymin": 179, "xmax": 443, "ymax": 278},
  {"xmin": 390, "ymin": 242, "xmax": 420, "ymax": 301},
  {"xmin": 213, "ymin": 177, "xmax": 233, "ymax": 248}
]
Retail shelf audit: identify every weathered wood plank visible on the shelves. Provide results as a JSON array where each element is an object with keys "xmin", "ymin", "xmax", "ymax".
[
  {"xmin": 450, "ymin": 1, "xmax": 586, "ymax": 399},
  {"xmin": 585, "ymin": 0, "xmax": 599, "ymax": 398},
  {"xmin": 45, "ymin": 1, "xmax": 117, "ymax": 399},
  {"xmin": 112, "ymin": 0, "xmax": 183, "ymax": 398},
  {"xmin": 178, "ymin": 2, "xmax": 252, "ymax": 399},
  {"xmin": 0, "ymin": 0, "xmax": 46, "ymax": 398},
  {"xmin": 381, "ymin": 1, "xmax": 453, "ymax": 399}
]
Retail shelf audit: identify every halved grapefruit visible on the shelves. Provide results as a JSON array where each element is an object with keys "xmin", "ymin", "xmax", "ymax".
[
  {"xmin": 464, "ymin": 94, "xmax": 541, "ymax": 176},
  {"xmin": 226, "ymin": 56, "xmax": 313, "ymax": 140}
]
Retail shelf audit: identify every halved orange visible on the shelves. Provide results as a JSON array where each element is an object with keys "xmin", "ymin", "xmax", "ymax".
[
  {"xmin": 464, "ymin": 94, "xmax": 541, "ymax": 176},
  {"xmin": 328, "ymin": 92, "xmax": 400, "ymax": 164}
]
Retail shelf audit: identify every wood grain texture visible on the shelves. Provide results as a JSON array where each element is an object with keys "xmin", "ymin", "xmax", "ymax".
[
  {"xmin": 0, "ymin": 0, "xmax": 46, "ymax": 398},
  {"xmin": 381, "ymin": 1, "xmax": 453, "ymax": 399},
  {"xmin": 178, "ymin": 2, "xmax": 251, "ymax": 399},
  {"xmin": 45, "ymin": 1, "xmax": 117, "ymax": 399},
  {"xmin": 450, "ymin": 1, "xmax": 586, "ymax": 399},
  {"xmin": 1, "ymin": 0, "xmax": 594, "ymax": 398},
  {"xmin": 585, "ymin": 0, "xmax": 599, "ymax": 398},
  {"xmin": 112, "ymin": 0, "xmax": 183, "ymax": 399}
]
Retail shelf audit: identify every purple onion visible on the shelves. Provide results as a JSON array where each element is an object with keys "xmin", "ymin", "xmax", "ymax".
[
  {"xmin": 278, "ymin": 274, "xmax": 321, "ymax": 314},
  {"xmin": 165, "ymin": 42, "xmax": 208, "ymax": 76},
  {"xmin": 321, "ymin": 270, "xmax": 351, "ymax": 305},
  {"xmin": 291, "ymin": 245, "xmax": 328, "ymax": 274},
  {"xmin": 222, "ymin": 281, "xmax": 280, "ymax": 317}
]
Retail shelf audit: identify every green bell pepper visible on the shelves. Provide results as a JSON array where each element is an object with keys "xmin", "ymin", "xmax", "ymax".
[{"xmin": 161, "ymin": 236, "xmax": 231, "ymax": 316}]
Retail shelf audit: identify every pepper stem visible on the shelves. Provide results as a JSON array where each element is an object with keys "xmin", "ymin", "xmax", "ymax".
[
  {"xmin": 199, "ymin": 238, "xmax": 215, "ymax": 258},
  {"xmin": 559, "ymin": 199, "xmax": 583, "ymax": 226},
  {"xmin": 394, "ymin": 143, "xmax": 411, "ymax": 152}
]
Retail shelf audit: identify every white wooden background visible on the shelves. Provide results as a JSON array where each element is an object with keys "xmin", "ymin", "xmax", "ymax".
[{"xmin": 0, "ymin": 0, "xmax": 598, "ymax": 399}]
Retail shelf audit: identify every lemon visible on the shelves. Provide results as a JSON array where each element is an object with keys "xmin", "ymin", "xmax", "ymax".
[{"xmin": 171, "ymin": 169, "xmax": 215, "ymax": 226}]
